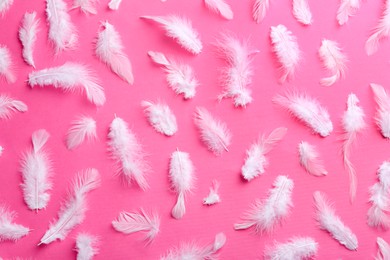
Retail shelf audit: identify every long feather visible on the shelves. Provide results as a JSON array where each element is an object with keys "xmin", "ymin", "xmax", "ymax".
[
  {"xmin": 376, "ymin": 237, "xmax": 390, "ymax": 260},
  {"xmin": 0, "ymin": 45, "xmax": 16, "ymax": 83},
  {"xmin": 28, "ymin": 62, "xmax": 106, "ymax": 106},
  {"xmin": 292, "ymin": 0, "xmax": 312, "ymax": 25},
  {"xmin": 75, "ymin": 233, "xmax": 99, "ymax": 260},
  {"xmin": 73, "ymin": 0, "xmax": 98, "ymax": 14},
  {"xmin": 337, "ymin": 0, "xmax": 360, "ymax": 25},
  {"xmin": 234, "ymin": 175, "xmax": 294, "ymax": 233},
  {"xmin": 95, "ymin": 22, "xmax": 134, "ymax": 84},
  {"xmin": 265, "ymin": 237, "xmax": 318, "ymax": 260},
  {"xmin": 194, "ymin": 107, "xmax": 232, "ymax": 156},
  {"xmin": 365, "ymin": 0, "xmax": 390, "ymax": 55},
  {"xmin": 141, "ymin": 101, "xmax": 178, "ymax": 136},
  {"xmin": 108, "ymin": 117, "xmax": 149, "ymax": 190},
  {"xmin": 19, "ymin": 12, "xmax": 39, "ymax": 68},
  {"xmin": 298, "ymin": 141, "xmax": 327, "ymax": 177},
  {"xmin": 39, "ymin": 168, "xmax": 100, "ymax": 245},
  {"xmin": 141, "ymin": 15, "xmax": 202, "ymax": 55},
  {"xmin": 0, "ymin": 0, "xmax": 13, "ymax": 16},
  {"xmin": 253, "ymin": 0, "xmax": 270, "ymax": 23},
  {"xmin": 204, "ymin": 0, "xmax": 233, "ymax": 20},
  {"xmin": 0, "ymin": 205, "xmax": 30, "ymax": 241},
  {"xmin": 318, "ymin": 39, "xmax": 347, "ymax": 86},
  {"xmin": 0, "ymin": 95, "xmax": 27, "ymax": 119},
  {"xmin": 66, "ymin": 116, "xmax": 97, "ymax": 150},
  {"xmin": 112, "ymin": 208, "xmax": 160, "ymax": 243},
  {"xmin": 108, "ymin": 0, "xmax": 122, "ymax": 10},
  {"xmin": 371, "ymin": 83, "xmax": 390, "ymax": 138},
  {"xmin": 203, "ymin": 180, "xmax": 221, "ymax": 205},
  {"xmin": 313, "ymin": 191, "xmax": 358, "ymax": 250},
  {"xmin": 242, "ymin": 127, "xmax": 287, "ymax": 181}
]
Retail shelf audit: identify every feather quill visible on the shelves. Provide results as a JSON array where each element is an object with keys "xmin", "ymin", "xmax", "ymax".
[
  {"xmin": 292, "ymin": 0, "xmax": 312, "ymax": 25},
  {"xmin": 39, "ymin": 168, "xmax": 100, "ymax": 245},
  {"xmin": 234, "ymin": 175, "xmax": 294, "ymax": 233},
  {"xmin": 95, "ymin": 22, "xmax": 134, "ymax": 84},
  {"xmin": 0, "ymin": 0, "xmax": 13, "ymax": 16},
  {"xmin": 28, "ymin": 62, "xmax": 106, "ymax": 106},
  {"xmin": 203, "ymin": 180, "xmax": 221, "ymax": 205},
  {"xmin": 365, "ymin": 0, "xmax": 390, "ymax": 55},
  {"xmin": 253, "ymin": 0, "xmax": 270, "ymax": 23},
  {"xmin": 169, "ymin": 150, "xmax": 195, "ymax": 219},
  {"xmin": 0, "ymin": 95, "xmax": 27, "ymax": 119},
  {"xmin": 313, "ymin": 191, "xmax": 358, "ymax": 250},
  {"xmin": 204, "ymin": 0, "xmax": 233, "ymax": 20},
  {"xmin": 75, "ymin": 233, "xmax": 99, "ymax": 260},
  {"xmin": 0, "ymin": 45, "xmax": 16, "ymax": 83},
  {"xmin": 265, "ymin": 237, "xmax": 318, "ymax": 260},
  {"xmin": 376, "ymin": 237, "xmax": 390, "ymax": 260},
  {"xmin": 371, "ymin": 83, "xmax": 390, "ymax": 138},
  {"xmin": 298, "ymin": 141, "xmax": 327, "ymax": 176},
  {"xmin": 66, "ymin": 116, "xmax": 97, "ymax": 150},
  {"xmin": 270, "ymin": 25, "xmax": 301, "ymax": 83},
  {"xmin": 141, "ymin": 15, "xmax": 202, "ymax": 55},
  {"xmin": 318, "ymin": 39, "xmax": 347, "ymax": 86},
  {"xmin": 194, "ymin": 107, "xmax": 232, "ymax": 156},
  {"xmin": 73, "ymin": 0, "xmax": 98, "ymax": 14},
  {"xmin": 108, "ymin": 117, "xmax": 149, "ymax": 190},
  {"xmin": 242, "ymin": 127, "xmax": 287, "ymax": 181},
  {"xmin": 19, "ymin": 12, "xmax": 39, "ymax": 68},
  {"xmin": 337, "ymin": 0, "xmax": 360, "ymax": 25},
  {"xmin": 112, "ymin": 208, "xmax": 160, "ymax": 243},
  {"xmin": 141, "ymin": 101, "xmax": 177, "ymax": 136},
  {"xmin": 0, "ymin": 206, "xmax": 29, "ymax": 241},
  {"xmin": 108, "ymin": 0, "xmax": 122, "ymax": 10},
  {"xmin": 273, "ymin": 92, "xmax": 333, "ymax": 137}
]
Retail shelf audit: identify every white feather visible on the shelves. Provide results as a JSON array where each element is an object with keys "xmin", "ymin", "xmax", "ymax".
[
  {"xmin": 366, "ymin": 0, "xmax": 390, "ymax": 55},
  {"xmin": 371, "ymin": 83, "xmax": 390, "ymax": 138},
  {"xmin": 46, "ymin": 0, "xmax": 78, "ymax": 53},
  {"xmin": 75, "ymin": 233, "xmax": 99, "ymax": 260},
  {"xmin": 0, "ymin": 0, "xmax": 13, "ymax": 16},
  {"xmin": 253, "ymin": 0, "xmax": 270, "ymax": 23},
  {"xmin": 376, "ymin": 237, "xmax": 390, "ymax": 260},
  {"xmin": 66, "ymin": 116, "xmax": 97, "ymax": 150},
  {"xmin": 242, "ymin": 127, "xmax": 287, "ymax": 181},
  {"xmin": 313, "ymin": 191, "xmax": 358, "ymax": 250},
  {"xmin": 108, "ymin": 117, "xmax": 149, "ymax": 190},
  {"xmin": 169, "ymin": 150, "xmax": 195, "ymax": 219},
  {"xmin": 234, "ymin": 175, "xmax": 294, "ymax": 233},
  {"xmin": 19, "ymin": 12, "xmax": 39, "ymax": 68},
  {"xmin": 73, "ymin": 0, "xmax": 98, "ymax": 14},
  {"xmin": 265, "ymin": 237, "xmax": 318, "ymax": 260},
  {"xmin": 141, "ymin": 101, "xmax": 177, "ymax": 136},
  {"xmin": 270, "ymin": 25, "xmax": 301, "ymax": 83},
  {"xmin": 0, "ymin": 205, "xmax": 30, "ymax": 242},
  {"xmin": 39, "ymin": 168, "xmax": 100, "ymax": 245},
  {"xmin": 112, "ymin": 208, "xmax": 160, "ymax": 243},
  {"xmin": 273, "ymin": 92, "xmax": 333, "ymax": 137},
  {"xmin": 28, "ymin": 62, "xmax": 106, "ymax": 106},
  {"xmin": 318, "ymin": 39, "xmax": 347, "ymax": 86},
  {"xmin": 95, "ymin": 21, "xmax": 134, "ymax": 85},
  {"xmin": 203, "ymin": 180, "xmax": 221, "ymax": 205},
  {"xmin": 0, "ymin": 45, "xmax": 16, "ymax": 83},
  {"xmin": 108, "ymin": 0, "xmax": 122, "ymax": 10},
  {"xmin": 337, "ymin": 0, "xmax": 360, "ymax": 25},
  {"xmin": 204, "ymin": 0, "xmax": 233, "ymax": 20},
  {"xmin": 20, "ymin": 129, "xmax": 52, "ymax": 211},
  {"xmin": 141, "ymin": 15, "xmax": 202, "ymax": 55},
  {"xmin": 298, "ymin": 141, "xmax": 327, "ymax": 177},
  {"xmin": 0, "ymin": 95, "xmax": 28, "ymax": 119},
  {"xmin": 292, "ymin": 0, "xmax": 312, "ymax": 25}
]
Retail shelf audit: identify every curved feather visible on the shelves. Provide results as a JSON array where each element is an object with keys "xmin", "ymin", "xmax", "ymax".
[
  {"xmin": 19, "ymin": 12, "xmax": 39, "ymax": 68},
  {"xmin": 0, "ymin": 0, "xmax": 13, "ymax": 16},
  {"xmin": 366, "ymin": 0, "xmax": 390, "ymax": 55},
  {"xmin": 253, "ymin": 0, "xmax": 269, "ymax": 23},
  {"xmin": 0, "ymin": 45, "xmax": 16, "ymax": 83},
  {"xmin": 371, "ymin": 83, "xmax": 390, "ymax": 138},
  {"xmin": 0, "ymin": 95, "xmax": 27, "ymax": 119},
  {"xmin": 292, "ymin": 0, "xmax": 312, "ymax": 25},
  {"xmin": 66, "ymin": 116, "xmax": 97, "ymax": 150},
  {"xmin": 141, "ymin": 101, "xmax": 177, "ymax": 136},
  {"xmin": 319, "ymin": 39, "xmax": 347, "ymax": 86},
  {"xmin": 337, "ymin": 0, "xmax": 360, "ymax": 25},
  {"xmin": 0, "ymin": 205, "xmax": 30, "ymax": 241},
  {"xmin": 75, "ymin": 233, "xmax": 99, "ymax": 260},
  {"xmin": 265, "ymin": 237, "xmax": 318, "ymax": 260},
  {"xmin": 376, "ymin": 237, "xmax": 390, "ymax": 260},
  {"xmin": 298, "ymin": 141, "xmax": 327, "ymax": 177},
  {"xmin": 73, "ymin": 0, "xmax": 98, "ymax": 14},
  {"xmin": 204, "ymin": 0, "xmax": 233, "ymax": 20}
]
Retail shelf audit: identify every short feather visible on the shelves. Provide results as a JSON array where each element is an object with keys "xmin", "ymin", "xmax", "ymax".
[
  {"xmin": 319, "ymin": 39, "xmax": 348, "ymax": 86},
  {"xmin": 376, "ymin": 237, "xmax": 390, "ymax": 260},
  {"xmin": 265, "ymin": 237, "xmax": 318, "ymax": 260},
  {"xmin": 73, "ymin": 0, "xmax": 98, "ymax": 14},
  {"xmin": 0, "ymin": 95, "xmax": 28, "ymax": 119},
  {"xmin": 108, "ymin": 0, "xmax": 122, "ymax": 10},
  {"xmin": 66, "ymin": 116, "xmax": 97, "ymax": 150},
  {"xmin": 292, "ymin": 0, "xmax": 312, "ymax": 25},
  {"xmin": 204, "ymin": 0, "xmax": 233, "ymax": 20},
  {"xmin": 19, "ymin": 12, "xmax": 39, "ymax": 68},
  {"xmin": 141, "ymin": 101, "xmax": 178, "ymax": 136},
  {"xmin": 0, "ymin": 45, "xmax": 16, "ymax": 83},
  {"xmin": 75, "ymin": 233, "xmax": 99, "ymax": 260},
  {"xmin": 203, "ymin": 180, "xmax": 221, "ymax": 205},
  {"xmin": 0, "ymin": 0, "xmax": 13, "ymax": 16},
  {"xmin": 0, "ymin": 205, "xmax": 30, "ymax": 242},
  {"xmin": 371, "ymin": 83, "xmax": 390, "ymax": 138},
  {"xmin": 337, "ymin": 0, "xmax": 360, "ymax": 25},
  {"xmin": 253, "ymin": 0, "xmax": 270, "ymax": 23},
  {"xmin": 298, "ymin": 141, "xmax": 328, "ymax": 176},
  {"xmin": 366, "ymin": 0, "xmax": 390, "ymax": 55}
]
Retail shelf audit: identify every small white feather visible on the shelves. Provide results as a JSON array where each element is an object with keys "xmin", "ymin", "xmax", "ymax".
[
  {"xmin": 0, "ymin": 0, "xmax": 13, "ymax": 16},
  {"xmin": 292, "ymin": 0, "xmax": 312, "ymax": 25},
  {"xmin": 141, "ymin": 101, "xmax": 177, "ymax": 136},
  {"xmin": 203, "ymin": 180, "xmax": 221, "ymax": 205},
  {"xmin": 371, "ymin": 83, "xmax": 390, "ymax": 138},
  {"xmin": 242, "ymin": 127, "xmax": 287, "ymax": 181},
  {"xmin": 298, "ymin": 141, "xmax": 327, "ymax": 177},
  {"xmin": 0, "ymin": 205, "xmax": 30, "ymax": 242},
  {"xmin": 66, "ymin": 116, "xmax": 97, "ymax": 150},
  {"xmin": 234, "ymin": 175, "xmax": 294, "ymax": 233},
  {"xmin": 141, "ymin": 15, "xmax": 202, "ymax": 55},
  {"xmin": 253, "ymin": 0, "xmax": 270, "ymax": 23},
  {"xmin": 313, "ymin": 191, "xmax": 358, "ymax": 250},
  {"xmin": 265, "ymin": 237, "xmax": 318, "ymax": 260},
  {"xmin": 73, "ymin": 0, "xmax": 98, "ymax": 14},
  {"xmin": 366, "ymin": 0, "xmax": 390, "ymax": 55},
  {"xmin": 337, "ymin": 0, "xmax": 360, "ymax": 25},
  {"xmin": 108, "ymin": 117, "xmax": 149, "ymax": 190},
  {"xmin": 28, "ymin": 62, "xmax": 106, "ymax": 106},
  {"xmin": 19, "ymin": 12, "xmax": 39, "ymax": 68},
  {"xmin": 112, "ymin": 208, "xmax": 160, "ymax": 243},
  {"xmin": 39, "ymin": 168, "xmax": 100, "ymax": 245},
  {"xmin": 108, "ymin": 0, "xmax": 122, "ymax": 10},
  {"xmin": 0, "ymin": 95, "xmax": 28, "ymax": 119},
  {"xmin": 376, "ymin": 237, "xmax": 390, "ymax": 260},
  {"xmin": 0, "ymin": 45, "xmax": 16, "ymax": 83},
  {"xmin": 319, "ymin": 39, "xmax": 348, "ymax": 86},
  {"xmin": 75, "ymin": 233, "xmax": 99, "ymax": 260},
  {"xmin": 204, "ymin": 0, "xmax": 233, "ymax": 20}
]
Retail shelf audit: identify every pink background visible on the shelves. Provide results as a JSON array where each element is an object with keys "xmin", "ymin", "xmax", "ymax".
[{"xmin": 1, "ymin": 0, "xmax": 390, "ymax": 259}]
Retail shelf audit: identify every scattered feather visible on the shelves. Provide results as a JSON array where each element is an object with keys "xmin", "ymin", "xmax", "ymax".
[
  {"xmin": 73, "ymin": 0, "xmax": 98, "ymax": 14},
  {"xmin": 292, "ymin": 0, "xmax": 312, "ymax": 25},
  {"xmin": 0, "ymin": 205, "xmax": 30, "ymax": 242},
  {"xmin": 365, "ymin": 0, "xmax": 390, "ymax": 55},
  {"xmin": 298, "ymin": 141, "xmax": 327, "ymax": 176},
  {"xmin": 203, "ymin": 180, "xmax": 221, "ymax": 205},
  {"xmin": 265, "ymin": 237, "xmax": 318, "ymax": 260},
  {"xmin": 108, "ymin": 0, "xmax": 122, "ymax": 10},
  {"xmin": 253, "ymin": 0, "xmax": 270, "ymax": 23},
  {"xmin": 0, "ymin": 0, "xmax": 13, "ymax": 16},
  {"xmin": 318, "ymin": 39, "xmax": 347, "ymax": 86},
  {"xmin": 141, "ymin": 101, "xmax": 177, "ymax": 136},
  {"xmin": 75, "ymin": 233, "xmax": 99, "ymax": 260},
  {"xmin": 371, "ymin": 83, "xmax": 390, "ymax": 138},
  {"xmin": 0, "ymin": 45, "xmax": 16, "ymax": 83},
  {"xmin": 19, "ymin": 12, "xmax": 39, "ymax": 68},
  {"xmin": 0, "ymin": 95, "xmax": 28, "ymax": 119},
  {"xmin": 66, "ymin": 116, "xmax": 97, "ymax": 150},
  {"xmin": 337, "ymin": 0, "xmax": 360, "ymax": 25},
  {"xmin": 376, "ymin": 237, "xmax": 390, "ymax": 260},
  {"xmin": 204, "ymin": 0, "xmax": 233, "ymax": 20}
]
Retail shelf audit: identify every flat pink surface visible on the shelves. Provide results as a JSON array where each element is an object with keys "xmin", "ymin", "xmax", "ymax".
[{"xmin": 1, "ymin": 0, "xmax": 390, "ymax": 259}]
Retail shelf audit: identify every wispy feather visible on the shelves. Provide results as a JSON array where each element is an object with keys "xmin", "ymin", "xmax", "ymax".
[
  {"xmin": 265, "ymin": 237, "xmax": 318, "ymax": 260},
  {"xmin": 141, "ymin": 101, "xmax": 177, "ymax": 136},
  {"xmin": 66, "ymin": 116, "xmax": 97, "ymax": 150},
  {"xmin": 365, "ymin": 0, "xmax": 390, "ymax": 55},
  {"xmin": 204, "ymin": 0, "xmax": 233, "ymax": 20},
  {"xmin": 298, "ymin": 141, "xmax": 328, "ymax": 176},
  {"xmin": 0, "ymin": 205, "xmax": 30, "ymax": 242},
  {"xmin": 75, "ymin": 233, "xmax": 99, "ymax": 260},
  {"xmin": 292, "ymin": 0, "xmax": 312, "ymax": 25},
  {"xmin": 203, "ymin": 180, "xmax": 221, "ymax": 205},
  {"xmin": 337, "ymin": 0, "xmax": 360, "ymax": 25},
  {"xmin": 253, "ymin": 0, "xmax": 270, "ymax": 23},
  {"xmin": 73, "ymin": 0, "xmax": 98, "ymax": 14},
  {"xmin": 19, "ymin": 12, "xmax": 39, "ymax": 68},
  {"xmin": 0, "ymin": 95, "xmax": 28, "ymax": 119},
  {"xmin": 371, "ymin": 83, "xmax": 390, "ymax": 138},
  {"xmin": 0, "ymin": 45, "xmax": 16, "ymax": 83}
]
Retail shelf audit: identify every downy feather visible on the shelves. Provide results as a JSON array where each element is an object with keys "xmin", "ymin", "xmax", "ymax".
[
  {"xmin": 141, "ymin": 101, "xmax": 177, "ymax": 136},
  {"xmin": 20, "ymin": 129, "xmax": 52, "ymax": 211},
  {"xmin": 298, "ymin": 141, "xmax": 327, "ymax": 176},
  {"xmin": 242, "ymin": 127, "xmax": 287, "ymax": 181},
  {"xmin": 204, "ymin": 0, "xmax": 233, "ymax": 20},
  {"xmin": 112, "ymin": 208, "xmax": 160, "ymax": 243},
  {"xmin": 292, "ymin": 0, "xmax": 312, "ymax": 25},
  {"xmin": 203, "ymin": 180, "xmax": 221, "ymax": 205},
  {"xmin": 95, "ymin": 22, "xmax": 134, "ymax": 84},
  {"xmin": 39, "ymin": 168, "xmax": 100, "ymax": 245},
  {"xmin": 0, "ymin": 0, "xmax": 13, "ymax": 16},
  {"xmin": 108, "ymin": 0, "xmax": 122, "ymax": 10},
  {"xmin": 46, "ymin": 0, "xmax": 78, "ymax": 53},
  {"xmin": 337, "ymin": 0, "xmax": 360, "ymax": 25},
  {"xmin": 19, "ymin": 12, "xmax": 39, "ymax": 68},
  {"xmin": 148, "ymin": 51, "xmax": 198, "ymax": 99},
  {"xmin": 0, "ymin": 95, "xmax": 27, "ymax": 119},
  {"xmin": 234, "ymin": 175, "xmax": 294, "ymax": 233},
  {"xmin": 141, "ymin": 15, "xmax": 202, "ymax": 55},
  {"xmin": 169, "ymin": 150, "xmax": 195, "ymax": 219},
  {"xmin": 371, "ymin": 83, "xmax": 390, "ymax": 138},
  {"xmin": 273, "ymin": 92, "xmax": 333, "ymax": 137},
  {"xmin": 194, "ymin": 107, "xmax": 232, "ymax": 156},
  {"xmin": 253, "ymin": 0, "xmax": 270, "ymax": 23},
  {"xmin": 75, "ymin": 233, "xmax": 99, "ymax": 260},
  {"xmin": 0, "ymin": 46, "xmax": 16, "ymax": 83},
  {"xmin": 28, "ymin": 62, "xmax": 106, "ymax": 106},
  {"xmin": 313, "ymin": 191, "xmax": 358, "ymax": 250},
  {"xmin": 108, "ymin": 117, "xmax": 149, "ymax": 190},
  {"xmin": 376, "ymin": 237, "xmax": 390, "ymax": 260},
  {"xmin": 265, "ymin": 237, "xmax": 318, "ymax": 260},
  {"xmin": 365, "ymin": 0, "xmax": 390, "ymax": 55},
  {"xmin": 270, "ymin": 25, "xmax": 301, "ymax": 83},
  {"xmin": 66, "ymin": 116, "xmax": 97, "ymax": 150},
  {"xmin": 73, "ymin": 0, "xmax": 98, "ymax": 14},
  {"xmin": 0, "ymin": 206, "xmax": 30, "ymax": 241},
  {"xmin": 319, "ymin": 39, "xmax": 347, "ymax": 86}
]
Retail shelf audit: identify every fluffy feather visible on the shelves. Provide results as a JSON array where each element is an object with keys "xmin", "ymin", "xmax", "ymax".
[
  {"xmin": 318, "ymin": 39, "xmax": 347, "ymax": 86},
  {"xmin": 313, "ymin": 191, "xmax": 358, "ymax": 250},
  {"xmin": 141, "ymin": 101, "xmax": 177, "ymax": 136},
  {"xmin": 108, "ymin": 117, "xmax": 149, "ymax": 190},
  {"xmin": 203, "ymin": 180, "xmax": 221, "ymax": 205},
  {"xmin": 0, "ymin": 0, "xmax": 13, "ymax": 16},
  {"xmin": 19, "ymin": 12, "xmax": 39, "ymax": 68},
  {"xmin": 28, "ymin": 62, "xmax": 106, "ymax": 106},
  {"xmin": 204, "ymin": 0, "xmax": 233, "ymax": 20},
  {"xmin": 112, "ymin": 208, "xmax": 160, "ymax": 243},
  {"xmin": 95, "ymin": 22, "xmax": 134, "ymax": 84},
  {"xmin": 292, "ymin": 0, "xmax": 312, "ymax": 25},
  {"xmin": 73, "ymin": 0, "xmax": 98, "ymax": 14},
  {"xmin": 194, "ymin": 107, "xmax": 232, "ymax": 156},
  {"xmin": 215, "ymin": 33, "xmax": 258, "ymax": 107},
  {"xmin": 376, "ymin": 237, "xmax": 390, "ymax": 260},
  {"xmin": 0, "ymin": 95, "xmax": 28, "ymax": 119},
  {"xmin": 371, "ymin": 83, "xmax": 390, "ymax": 138},
  {"xmin": 298, "ymin": 141, "xmax": 327, "ymax": 176},
  {"xmin": 20, "ymin": 129, "xmax": 52, "ymax": 211},
  {"xmin": 0, "ymin": 205, "xmax": 30, "ymax": 241},
  {"xmin": 0, "ymin": 45, "xmax": 16, "ymax": 83},
  {"xmin": 66, "ymin": 116, "xmax": 97, "ymax": 150},
  {"xmin": 337, "ymin": 0, "xmax": 360, "ymax": 25},
  {"xmin": 234, "ymin": 175, "xmax": 294, "ymax": 233},
  {"xmin": 253, "ymin": 0, "xmax": 270, "ymax": 23},
  {"xmin": 273, "ymin": 92, "xmax": 333, "ymax": 137},
  {"xmin": 108, "ymin": 0, "xmax": 122, "ymax": 10},
  {"xmin": 242, "ymin": 127, "xmax": 287, "ymax": 181},
  {"xmin": 265, "ymin": 237, "xmax": 318, "ymax": 260},
  {"xmin": 365, "ymin": 0, "xmax": 390, "ymax": 55},
  {"xmin": 75, "ymin": 233, "xmax": 99, "ymax": 260},
  {"xmin": 39, "ymin": 168, "xmax": 100, "ymax": 245},
  {"xmin": 46, "ymin": 0, "xmax": 78, "ymax": 53},
  {"xmin": 169, "ymin": 150, "xmax": 195, "ymax": 219},
  {"xmin": 141, "ymin": 15, "xmax": 202, "ymax": 55}
]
